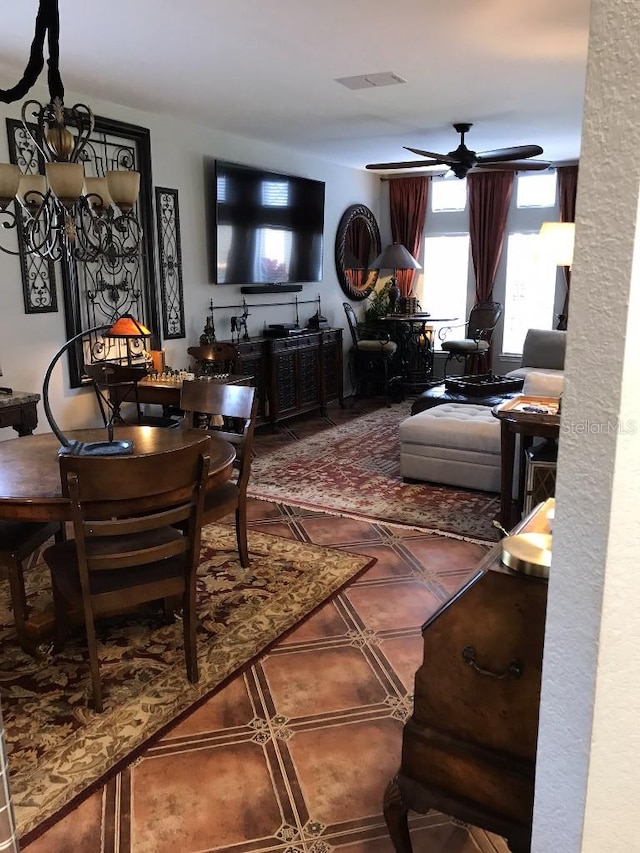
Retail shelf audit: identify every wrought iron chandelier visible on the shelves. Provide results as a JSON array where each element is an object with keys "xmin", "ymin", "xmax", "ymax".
[{"xmin": 0, "ymin": 0, "xmax": 142, "ymax": 263}]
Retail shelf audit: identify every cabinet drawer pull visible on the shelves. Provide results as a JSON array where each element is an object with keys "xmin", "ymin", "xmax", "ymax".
[{"xmin": 461, "ymin": 645, "xmax": 523, "ymax": 680}]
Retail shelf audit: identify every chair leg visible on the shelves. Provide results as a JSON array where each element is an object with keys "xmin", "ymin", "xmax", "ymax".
[
  {"xmin": 6, "ymin": 554, "xmax": 29, "ymax": 652},
  {"xmin": 442, "ymin": 353, "xmax": 452, "ymax": 379},
  {"xmin": 83, "ymin": 611, "xmax": 104, "ymax": 713},
  {"xmin": 235, "ymin": 501, "xmax": 250, "ymax": 568},
  {"xmin": 183, "ymin": 585, "xmax": 199, "ymax": 683},
  {"xmin": 382, "ymin": 356, "xmax": 390, "ymax": 407}
]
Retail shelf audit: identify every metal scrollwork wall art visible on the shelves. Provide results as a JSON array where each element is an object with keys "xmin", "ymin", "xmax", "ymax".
[
  {"xmin": 155, "ymin": 187, "xmax": 185, "ymax": 339},
  {"xmin": 5, "ymin": 118, "xmax": 57, "ymax": 313}
]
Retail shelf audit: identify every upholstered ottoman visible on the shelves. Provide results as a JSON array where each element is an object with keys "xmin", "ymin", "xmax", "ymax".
[{"xmin": 399, "ymin": 403, "xmax": 501, "ymax": 492}]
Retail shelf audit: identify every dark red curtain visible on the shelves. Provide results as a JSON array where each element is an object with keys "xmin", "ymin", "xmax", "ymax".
[
  {"xmin": 468, "ymin": 171, "xmax": 514, "ymax": 302},
  {"xmin": 389, "ymin": 177, "xmax": 429, "ymax": 297},
  {"xmin": 557, "ymin": 165, "xmax": 579, "ymax": 329}
]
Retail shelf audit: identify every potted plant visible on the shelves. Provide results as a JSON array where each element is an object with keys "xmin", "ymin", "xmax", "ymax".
[{"xmin": 364, "ymin": 281, "xmax": 391, "ymax": 328}]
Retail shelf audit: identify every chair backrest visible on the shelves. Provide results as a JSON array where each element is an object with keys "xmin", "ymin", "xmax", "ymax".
[
  {"xmin": 85, "ymin": 361, "xmax": 147, "ymax": 426},
  {"xmin": 343, "ymin": 302, "xmax": 360, "ymax": 347},
  {"xmin": 179, "ymin": 382, "xmax": 258, "ymax": 491},
  {"xmin": 60, "ymin": 437, "xmax": 209, "ymax": 608},
  {"xmin": 187, "ymin": 343, "xmax": 238, "ymax": 376},
  {"xmin": 59, "ymin": 435, "xmax": 210, "ymax": 524},
  {"xmin": 467, "ymin": 301, "xmax": 503, "ymax": 341}
]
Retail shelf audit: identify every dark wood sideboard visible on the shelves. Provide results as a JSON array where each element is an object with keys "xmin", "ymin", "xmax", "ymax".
[
  {"xmin": 384, "ymin": 503, "xmax": 551, "ymax": 853},
  {"xmin": 232, "ymin": 328, "xmax": 343, "ymax": 429}
]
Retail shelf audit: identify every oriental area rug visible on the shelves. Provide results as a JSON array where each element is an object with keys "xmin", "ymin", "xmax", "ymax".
[
  {"xmin": 249, "ymin": 404, "xmax": 501, "ymax": 541},
  {"xmin": 1, "ymin": 524, "xmax": 373, "ymax": 840}
]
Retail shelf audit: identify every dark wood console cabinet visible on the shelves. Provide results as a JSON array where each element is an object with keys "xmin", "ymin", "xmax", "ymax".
[
  {"xmin": 233, "ymin": 329, "xmax": 343, "ymax": 429},
  {"xmin": 384, "ymin": 504, "xmax": 551, "ymax": 853}
]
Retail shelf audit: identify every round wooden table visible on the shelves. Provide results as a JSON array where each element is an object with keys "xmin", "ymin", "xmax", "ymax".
[
  {"xmin": 0, "ymin": 427, "xmax": 236, "ymax": 651},
  {"xmin": 0, "ymin": 426, "xmax": 236, "ymax": 522}
]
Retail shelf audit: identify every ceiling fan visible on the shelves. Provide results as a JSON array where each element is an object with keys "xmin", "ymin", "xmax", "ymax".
[{"xmin": 366, "ymin": 122, "xmax": 550, "ymax": 178}]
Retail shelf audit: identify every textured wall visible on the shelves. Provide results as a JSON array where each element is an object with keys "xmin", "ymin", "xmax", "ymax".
[{"xmin": 532, "ymin": 0, "xmax": 640, "ymax": 850}]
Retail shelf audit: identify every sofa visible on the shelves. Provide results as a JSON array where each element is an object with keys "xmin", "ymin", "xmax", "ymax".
[
  {"xmin": 504, "ymin": 328, "xmax": 566, "ymax": 382},
  {"xmin": 411, "ymin": 327, "xmax": 566, "ymax": 415},
  {"xmin": 399, "ymin": 329, "xmax": 567, "ymax": 492}
]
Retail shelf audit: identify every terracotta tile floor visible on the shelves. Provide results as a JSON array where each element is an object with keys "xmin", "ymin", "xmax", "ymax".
[{"xmin": 22, "ymin": 402, "xmax": 511, "ymax": 853}]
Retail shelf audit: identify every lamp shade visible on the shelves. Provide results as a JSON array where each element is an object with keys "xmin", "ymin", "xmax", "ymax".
[
  {"xmin": 105, "ymin": 315, "xmax": 151, "ymax": 338},
  {"xmin": 539, "ymin": 221, "xmax": 575, "ymax": 268},
  {"xmin": 370, "ymin": 242, "xmax": 421, "ymax": 271}
]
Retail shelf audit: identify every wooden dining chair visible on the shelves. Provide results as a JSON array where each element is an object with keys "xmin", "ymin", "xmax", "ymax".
[
  {"xmin": 42, "ymin": 436, "xmax": 211, "ymax": 712},
  {"xmin": 187, "ymin": 343, "xmax": 238, "ymax": 377},
  {"xmin": 179, "ymin": 381, "xmax": 257, "ymax": 567},
  {"xmin": 0, "ymin": 520, "xmax": 62, "ymax": 654}
]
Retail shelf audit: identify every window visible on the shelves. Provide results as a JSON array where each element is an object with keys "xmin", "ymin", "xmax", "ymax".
[
  {"xmin": 502, "ymin": 233, "xmax": 558, "ymax": 354},
  {"xmin": 419, "ymin": 235, "xmax": 470, "ymax": 349},
  {"xmin": 430, "ymin": 176, "xmax": 467, "ymax": 212},
  {"xmin": 419, "ymin": 171, "xmax": 561, "ymax": 361},
  {"xmin": 516, "ymin": 172, "xmax": 557, "ymax": 208}
]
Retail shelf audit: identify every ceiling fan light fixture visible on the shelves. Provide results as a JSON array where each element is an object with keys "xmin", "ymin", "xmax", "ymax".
[{"xmin": 367, "ymin": 122, "xmax": 547, "ymax": 178}]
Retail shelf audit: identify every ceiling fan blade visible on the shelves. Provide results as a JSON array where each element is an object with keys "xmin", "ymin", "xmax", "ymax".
[
  {"xmin": 404, "ymin": 147, "xmax": 457, "ymax": 165},
  {"xmin": 475, "ymin": 160, "xmax": 551, "ymax": 172},
  {"xmin": 476, "ymin": 144, "xmax": 544, "ymax": 164},
  {"xmin": 366, "ymin": 159, "xmax": 448, "ymax": 171}
]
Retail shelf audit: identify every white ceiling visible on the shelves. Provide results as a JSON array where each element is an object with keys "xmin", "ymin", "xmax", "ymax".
[{"xmin": 0, "ymin": 0, "xmax": 590, "ymax": 172}]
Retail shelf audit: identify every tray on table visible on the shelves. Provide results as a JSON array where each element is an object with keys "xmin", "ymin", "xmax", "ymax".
[{"xmin": 444, "ymin": 373, "xmax": 524, "ymax": 396}]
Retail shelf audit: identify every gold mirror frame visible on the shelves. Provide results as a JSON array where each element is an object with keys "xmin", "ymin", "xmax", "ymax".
[{"xmin": 334, "ymin": 204, "xmax": 381, "ymax": 300}]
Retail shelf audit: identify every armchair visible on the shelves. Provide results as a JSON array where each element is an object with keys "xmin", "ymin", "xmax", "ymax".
[
  {"xmin": 439, "ymin": 301, "xmax": 503, "ymax": 378},
  {"xmin": 343, "ymin": 302, "xmax": 399, "ymax": 406}
]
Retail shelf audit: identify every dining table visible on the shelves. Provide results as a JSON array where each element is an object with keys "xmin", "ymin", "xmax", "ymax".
[{"xmin": 0, "ymin": 426, "xmax": 236, "ymax": 650}]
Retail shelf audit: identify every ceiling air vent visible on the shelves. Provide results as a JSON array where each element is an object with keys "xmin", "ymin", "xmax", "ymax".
[{"xmin": 335, "ymin": 72, "xmax": 406, "ymax": 91}]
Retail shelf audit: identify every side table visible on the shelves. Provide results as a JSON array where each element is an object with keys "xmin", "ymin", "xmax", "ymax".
[
  {"xmin": 491, "ymin": 396, "xmax": 560, "ymax": 529},
  {"xmin": 0, "ymin": 390, "xmax": 40, "ymax": 437}
]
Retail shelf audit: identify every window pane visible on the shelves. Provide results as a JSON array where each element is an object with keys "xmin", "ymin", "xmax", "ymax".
[
  {"xmin": 502, "ymin": 233, "xmax": 557, "ymax": 354},
  {"xmin": 431, "ymin": 176, "xmax": 467, "ymax": 212},
  {"xmin": 516, "ymin": 172, "xmax": 557, "ymax": 208},
  {"xmin": 418, "ymin": 235, "xmax": 469, "ymax": 349}
]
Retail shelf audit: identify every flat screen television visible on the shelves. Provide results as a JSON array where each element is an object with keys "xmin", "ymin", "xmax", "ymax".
[{"xmin": 205, "ymin": 159, "xmax": 325, "ymax": 285}]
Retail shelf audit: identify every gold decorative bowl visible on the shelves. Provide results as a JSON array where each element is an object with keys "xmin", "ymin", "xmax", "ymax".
[{"xmin": 501, "ymin": 533, "xmax": 552, "ymax": 579}]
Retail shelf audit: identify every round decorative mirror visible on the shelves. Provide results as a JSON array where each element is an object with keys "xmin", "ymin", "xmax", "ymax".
[{"xmin": 335, "ymin": 204, "xmax": 381, "ymax": 300}]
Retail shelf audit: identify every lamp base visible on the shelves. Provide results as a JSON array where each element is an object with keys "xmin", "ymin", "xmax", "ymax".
[{"xmin": 58, "ymin": 439, "xmax": 134, "ymax": 457}]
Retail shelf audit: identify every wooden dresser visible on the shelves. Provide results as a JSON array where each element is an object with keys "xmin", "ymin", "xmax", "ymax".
[
  {"xmin": 384, "ymin": 503, "xmax": 552, "ymax": 853},
  {"xmin": 233, "ymin": 328, "xmax": 343, "ymax": 429}
]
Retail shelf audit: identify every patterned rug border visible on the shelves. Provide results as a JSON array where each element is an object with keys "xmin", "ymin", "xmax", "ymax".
[
  {"xmin": 248, "ymin": 405, "xmax": 501, "ymax": 542},
  {"xmin": 253, "ymin": 494, "xmax": 493, "ymax": 547},
  {"xmin": 9, "ymin": 524, "xmax": 375, "ymax": 843}
]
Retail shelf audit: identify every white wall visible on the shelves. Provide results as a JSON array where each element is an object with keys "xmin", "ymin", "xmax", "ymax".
[
  {"xmin": 0, "ymin": 82, "xmax": 382, "ymax": 436},
  {"xmin": 531, "ymin": 0, "xmax": 640, "ymax": 849}
]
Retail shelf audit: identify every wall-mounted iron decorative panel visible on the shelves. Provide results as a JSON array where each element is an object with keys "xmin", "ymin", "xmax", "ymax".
[
  {"xmin": 155, "ymin": 187, "xmax": 185, "ymax": 339},
  {"xmin": 5, "ymin": 119, "xmax": 58, "ymax": 314},
  {"xmin": 62, "ymin": 116, "xmax": 159, "ymax": 388}
]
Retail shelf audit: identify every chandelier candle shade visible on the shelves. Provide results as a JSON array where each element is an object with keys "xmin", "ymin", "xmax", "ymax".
[{"xmin": 0, "ymin": 0, "xmax": 142, "ymax": 262}]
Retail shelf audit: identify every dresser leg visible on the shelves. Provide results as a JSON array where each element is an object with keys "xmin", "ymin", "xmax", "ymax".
[{"xmin": 383, "ymin": 776, "xmax": 414, "ymax": 853}]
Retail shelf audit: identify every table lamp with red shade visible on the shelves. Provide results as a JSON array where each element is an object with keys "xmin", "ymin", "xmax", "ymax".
[{"xmin": 42, "ymin": 314, "xmax": 151, "ymax": 456}]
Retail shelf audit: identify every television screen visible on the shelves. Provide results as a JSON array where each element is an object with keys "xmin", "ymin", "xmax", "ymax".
[{"xmin": 206, "ymin": 159, "xmax": 325, "ymax": 285}]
